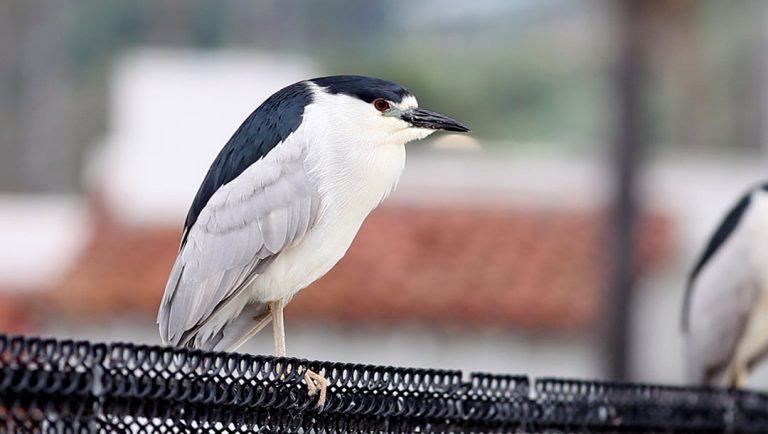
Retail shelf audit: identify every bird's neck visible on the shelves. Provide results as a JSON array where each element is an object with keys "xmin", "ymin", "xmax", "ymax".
[{"xmin": 310, "ymin": 138, "xmax": 405, "ymax": 221}]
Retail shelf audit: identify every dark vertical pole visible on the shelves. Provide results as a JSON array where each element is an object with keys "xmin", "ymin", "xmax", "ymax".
[{"xmin": 605, "ymin": 0, "xmax": 650, "ymax": 380}]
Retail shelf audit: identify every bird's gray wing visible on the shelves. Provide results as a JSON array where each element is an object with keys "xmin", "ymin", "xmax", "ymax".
[
  {"xmin": 157, "ymin": 143, "xmax": 320, "ymax": 346},
  {"xmin": 684, "ymin": 231, "xmax": 758, "ymax": 386}
]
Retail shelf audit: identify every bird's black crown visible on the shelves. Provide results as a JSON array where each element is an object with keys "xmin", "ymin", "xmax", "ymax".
[{"xmin": 310, "ymin": 75, "xmax": 412, "ymax": 104}]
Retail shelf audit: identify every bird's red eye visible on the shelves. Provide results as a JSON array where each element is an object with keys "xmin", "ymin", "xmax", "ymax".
[{"xmin": 373, "ymin": 98, "xmax": 390, "ymax": 112}]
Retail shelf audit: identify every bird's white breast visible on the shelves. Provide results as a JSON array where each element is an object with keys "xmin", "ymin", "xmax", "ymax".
[{"xmin": 247, "ymin": 97, "xmax": 407, "ymax": 303}]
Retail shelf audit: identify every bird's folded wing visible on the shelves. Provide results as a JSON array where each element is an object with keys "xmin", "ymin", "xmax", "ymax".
[{"xmin": 158, "ymin": 146, "xmax": 320, "ymax": 346}]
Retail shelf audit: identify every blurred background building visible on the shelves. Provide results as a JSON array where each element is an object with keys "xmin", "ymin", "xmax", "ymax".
[{"xmin": 1, "ymin": 0, "xmax": 768, "ymax": 387}]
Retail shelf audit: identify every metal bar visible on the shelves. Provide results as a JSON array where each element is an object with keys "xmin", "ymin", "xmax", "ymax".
[{"xmin": 605, "ymin": 0, "xmax": 650, "ymax": 381}]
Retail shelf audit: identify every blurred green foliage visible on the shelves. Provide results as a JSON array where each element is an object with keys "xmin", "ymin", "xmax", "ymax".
[
  {"xmin": 322, "ymin": 43, "xmax": 609, "ymax": 145},
  {"xmin": 62, "ymin": 0, "xmax": 611, "ymax": 148}
]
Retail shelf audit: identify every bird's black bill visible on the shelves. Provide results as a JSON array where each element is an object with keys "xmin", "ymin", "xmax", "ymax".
[{"xmin": 401, "ymin": 108, "xmax": 470, "ymax": 132}]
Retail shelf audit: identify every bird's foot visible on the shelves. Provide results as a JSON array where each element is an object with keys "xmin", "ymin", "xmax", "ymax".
[{"xmin": 304, "ymin": 369, "xmax": 328, "ymax": 409}]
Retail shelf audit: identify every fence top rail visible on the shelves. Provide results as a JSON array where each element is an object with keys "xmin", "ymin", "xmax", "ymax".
[{"xmin": 1, "ymin": 333, "xmax": 766, "ymax": 433}]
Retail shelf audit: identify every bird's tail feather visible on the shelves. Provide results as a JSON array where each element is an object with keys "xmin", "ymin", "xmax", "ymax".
[
  {"xmin": 193, "ymin": 302, "xmax": 272, "ymax": 353},
  {"xmin": 685, "ymin": 343, "xmax": 704, "ymax": 385}
]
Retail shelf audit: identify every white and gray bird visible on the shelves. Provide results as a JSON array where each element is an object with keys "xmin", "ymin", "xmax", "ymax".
[
  {"xmin": 683, "ymin": 183, "xmax": 768, "ymax": 387},
  {"xmin": 157, "ymin": 75, "xmax": 469, "ymax": 405}
]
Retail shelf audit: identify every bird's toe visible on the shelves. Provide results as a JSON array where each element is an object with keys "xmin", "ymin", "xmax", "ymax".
[{"xmin": 304, "ymin": 369, "xmax": 328, "ymax": 409}]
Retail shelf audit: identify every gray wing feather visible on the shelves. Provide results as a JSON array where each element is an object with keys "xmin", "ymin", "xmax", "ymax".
[
  {"xmin": 158, "ymin": 146, "xmax": 320, "ymax": 346},
  {"xmin": 203, "ymin": 302, "xmax": 272, "ymax": 352}
]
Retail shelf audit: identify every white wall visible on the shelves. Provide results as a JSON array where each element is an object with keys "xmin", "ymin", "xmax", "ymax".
[{"xmin": 87, "ymin": 49, "xmax": 318, "ymax": 227}]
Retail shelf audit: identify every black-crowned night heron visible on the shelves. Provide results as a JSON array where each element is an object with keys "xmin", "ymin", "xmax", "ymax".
[
  {"xmin": 157, "ymin": 75, "xmax": 469, "ymax": 407},
  {"xmin": 683, "ymin": 183, "xmax": 768, "ymax": 387}
]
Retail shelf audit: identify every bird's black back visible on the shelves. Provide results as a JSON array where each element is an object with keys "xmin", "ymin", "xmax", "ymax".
[{"xmin": 182, "ymin": 82, "xmax": 313, "ymax": 244}]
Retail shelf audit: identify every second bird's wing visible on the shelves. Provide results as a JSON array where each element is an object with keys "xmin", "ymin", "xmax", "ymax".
[{"xmin": 157, "ymin": 143, "xmax": 320, "ymax": 347}]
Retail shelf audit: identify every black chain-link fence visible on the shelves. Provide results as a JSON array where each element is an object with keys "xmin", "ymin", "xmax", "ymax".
[{"xmin": 1, "ymin": 333, "xmax": 767, "ymax": 433}]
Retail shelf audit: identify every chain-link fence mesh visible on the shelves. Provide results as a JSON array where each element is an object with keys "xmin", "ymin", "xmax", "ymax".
[{"xmin": 1, "ymin": 333, "xmax": 766, "ymax": 433}]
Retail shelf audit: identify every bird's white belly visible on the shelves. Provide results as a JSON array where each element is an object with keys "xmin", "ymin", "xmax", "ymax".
[
  {"xmin": 248, "ymin": 214, "xmax": 364, "ymax": 302},
  {"xmin": 247, "ymin": 143, "xmax": 405, "ymax": 303}
]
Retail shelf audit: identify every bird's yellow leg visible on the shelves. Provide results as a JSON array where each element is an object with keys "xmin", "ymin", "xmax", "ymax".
[
  {"xmin": 733, "ymin": 363, "xmax": 749, "ymax": 389},
  {"xmin": 269, "ymin": 299, "xmax": 287, "ymax": 357},
  {"xmin": 268, "ymin": 298, "xmax": 328, "ymax": 408}
]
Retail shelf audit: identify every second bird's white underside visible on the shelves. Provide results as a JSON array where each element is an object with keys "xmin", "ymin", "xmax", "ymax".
[{"xmin": 686, "ymin": 190, "xmax": 768, "ymax": 386}]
